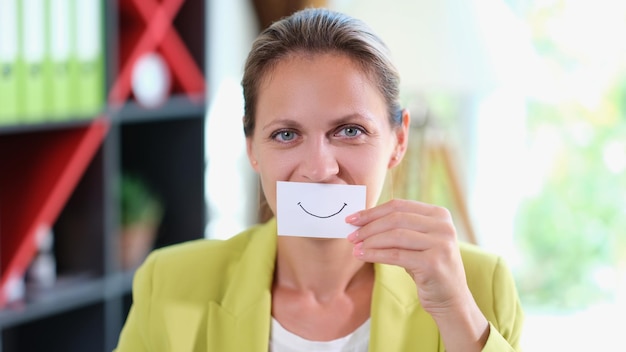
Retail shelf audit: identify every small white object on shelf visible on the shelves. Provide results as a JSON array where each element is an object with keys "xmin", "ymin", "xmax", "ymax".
[
  {"xmin": 131, "ymin": 52, "xmax": 171, "ymax": 108},
  {"xmin": 26, "ymin": 225, "xmax": 57, "ymax": 289}
]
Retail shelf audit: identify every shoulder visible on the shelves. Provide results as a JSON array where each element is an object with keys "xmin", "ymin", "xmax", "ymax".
[
  {"xmin": 458, "ymin": 241, "xmax": 513, "ymax": 292},
  {"xmin": 132, "ymin": 220, "xmax": 275, "ymax": 299},
  {"xmin": 149, "ymin": 228, "xmax": 255, "ymax": 269},
  {"xmin": 459, "ymin": 241, "xmax": 501, "ymax": 275},
  {"xmin": 149, "ymin": 229, "xmax": 248, "ymax": 271},
  {"xmin": 148, "ymin": 219, "xmax": 275, "ymax": 271}
]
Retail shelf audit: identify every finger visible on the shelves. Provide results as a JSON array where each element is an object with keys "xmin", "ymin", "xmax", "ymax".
[
  {"xmin": 353, "ymin": 227, "xmax": 432, "ymax": 251},
  {"xmin": 353, "ymin": 245, "xmax": 427, "ymax": 269},
  {"xmin": 348, "ymin": 211, "xmax": 454, "ymax": 243},
  {"xmin": 346, "ymin": 199, "xmax": 451, "ymax": 226},
  {"xmin": 348, "ymin": 212, "xmax": 428, "ymax": 243},
  {"xmin": 354, "ymin": 238, "xmax": 458, "ymax": 278}
]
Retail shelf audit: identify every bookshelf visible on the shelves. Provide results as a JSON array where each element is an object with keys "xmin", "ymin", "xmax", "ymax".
[{"xmin": 0, "ymin": 0, "xmax": 207, "ymax": 351}]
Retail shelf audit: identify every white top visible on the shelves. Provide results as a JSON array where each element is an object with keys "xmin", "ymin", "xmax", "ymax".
[{"xmin": 269, "ymin": 317, "xmax": 371, "ymax": 352}]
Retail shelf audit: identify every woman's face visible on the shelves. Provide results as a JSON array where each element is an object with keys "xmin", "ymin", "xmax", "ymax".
[{"xmin": 246, "ymin": 53, "xmax": 408, "ymax": 215}]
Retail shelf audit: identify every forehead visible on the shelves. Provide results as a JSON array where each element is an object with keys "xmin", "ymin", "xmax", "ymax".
[
  {"xmin": 262, "ymin": 52, "xmax": 373, "ymax": 86},
  {"xmin": 256, "ymin": 53, "xmax": 385, "ymax": 119}
]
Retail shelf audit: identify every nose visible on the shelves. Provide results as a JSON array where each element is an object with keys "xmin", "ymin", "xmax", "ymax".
[{"xmin": 299, "ymin": 138, "xmax": 339, "ymax": 182}]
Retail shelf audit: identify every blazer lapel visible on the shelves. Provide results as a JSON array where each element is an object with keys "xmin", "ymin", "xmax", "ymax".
[
  {"xmin": 161, "ymin": 300, "xmax": 209, "ymax": 352},
  {"xmin": 205, "ymin": 297, "xmax": 271, "ymax": 352},
  {"xmin": 206, "ymin": 219, "xmax": 278, "ymax": 351},
  {"xmin": 369, "ymin": 263, "xmax": 442, "ymax": 352}
]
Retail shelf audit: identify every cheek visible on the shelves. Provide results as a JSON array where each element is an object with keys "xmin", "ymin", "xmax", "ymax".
[
  {"xmin": 257, "ymin": 166, "xmax": 278, "ymax": 213},
  {"xmin": 261, "ymin": 180, "xmax": 277, "ymax": 214},
  {"xmin": 342, "ymin": 151, "xmax": 390, "ymax": 207},
  {"xmin": 365, "ymin": 163, "xmax": 390, "ymax": 207},
  {"xmin": 256, "ymin": 154, "xmax": 298, "ymax": 213}
]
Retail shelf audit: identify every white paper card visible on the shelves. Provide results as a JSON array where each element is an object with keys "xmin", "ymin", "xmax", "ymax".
[{"xmin": 277, "ymin": 181, "xmax": 366, "ymax": 238}]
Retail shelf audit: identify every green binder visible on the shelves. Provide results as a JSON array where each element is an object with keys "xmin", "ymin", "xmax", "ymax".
[
  {"xmin": 19, "ymin": 0, "xmax": 49, "ymax": 123},
  {"xmin": 48, "ymin": 0, "xmax": 73, "ymax": 120},
  {"xmin": 0, "ymin": 0, "xmax": 20, "ymax": 125},
  {"xmin": 73, "ymin": 0, "xmax": 104, "ymax": 118}
]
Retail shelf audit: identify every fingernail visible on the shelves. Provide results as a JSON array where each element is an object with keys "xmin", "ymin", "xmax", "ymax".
[
  {"xmin": 353, "ymin": 242, "xmax": 364, "ymax": 257},
  {"xmin": 345, "ymin": 213, "xmax": 359, "ymax": 224},
  {"xmin": 347, "ymin": 230, "xmax": 359, "ymax": 242}
]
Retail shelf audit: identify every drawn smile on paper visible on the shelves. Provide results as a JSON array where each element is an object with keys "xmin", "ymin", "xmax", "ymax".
[{"xmin": 297, "ymin": 202, "xmax": 348, "ymax": 219}]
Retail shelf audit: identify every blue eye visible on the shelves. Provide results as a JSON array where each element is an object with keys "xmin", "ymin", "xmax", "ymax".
[
  {"xmin": 336, "ymin": 125, "xmax": 365, "ymax": 138},
  {"xmin": 344, "ymin": 127, "xmax": 360, "ymax": 137},
  {"xmin": 272, "ymin": 130, "xmax": 297, "ymax": 142}
]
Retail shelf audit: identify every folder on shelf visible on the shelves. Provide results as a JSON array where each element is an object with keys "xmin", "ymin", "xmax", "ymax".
[
  {"xmin": 0, "ymin": 0, "xmax": 20, "ymax": 124},
  {"xmin": 48, "ymin": 0, "xmax": 73, "ymax": 120},
  {"xmin": 73, "ymin": 0, "xmax": 105, "ymax": 118},
  {"xmin": 18, "ymin": 0, "xmax": 50, "ymax": 123}
]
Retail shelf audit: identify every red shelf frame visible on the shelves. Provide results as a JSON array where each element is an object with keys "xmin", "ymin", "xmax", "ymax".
[
  {"xmin": 109, "ymin": 0, "xmax": 206, "ymax": 106},
  {"xmin": 0, "ymin": 118, "xmax": 109, "ymax": 307}
]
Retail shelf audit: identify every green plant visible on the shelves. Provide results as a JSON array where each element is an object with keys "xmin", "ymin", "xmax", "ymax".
[{"xmin": 120, "ymin": 174, "xmax": 163, "ymax": 227}]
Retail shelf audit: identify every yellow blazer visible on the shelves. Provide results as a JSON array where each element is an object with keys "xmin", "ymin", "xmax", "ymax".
[{"xmin": 115, "ymin": 218, "xmax": 523, "ymax": 351}]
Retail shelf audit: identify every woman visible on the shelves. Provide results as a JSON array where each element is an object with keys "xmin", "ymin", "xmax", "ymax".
[{"xmin": 115, "ymin": 8, "xmax": 523, "ymax": 351}]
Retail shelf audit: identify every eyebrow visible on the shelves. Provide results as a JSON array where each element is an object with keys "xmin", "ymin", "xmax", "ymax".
[
  {"xmin": 332, "ymin": 113, "xmax": 376, "ymax": 126},
  {"xmin": 262, "ymin": 119, "xmax": 301, "ymax": 133},
  {"xmin": 261, "ymin": 113, "xmax": 376, "ymax": 132}
]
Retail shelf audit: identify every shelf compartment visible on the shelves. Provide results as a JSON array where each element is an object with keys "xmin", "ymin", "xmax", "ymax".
[
  {"xmin": 2, "ymin": 301, "xmax": 105, "ymax": 352},
  {"xmin": 53, "ymin": 148, "xmax": 106, "ymax": 278},
  {"xmin": 0, "ymin": 118, "xmax": 109, "ymax": 307},
  {"xmin": 110, "ymin": 0, "xmax": 206, "ymax": 105},
  {"xmin": 120, "ymin": 117, "xmax": 206, "ymax": 252}
]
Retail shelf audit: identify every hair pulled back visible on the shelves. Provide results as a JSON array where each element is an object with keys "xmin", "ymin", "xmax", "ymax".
[{"xmin": 241, "ymin": 8, "xmax": 402, "ymax": 137}]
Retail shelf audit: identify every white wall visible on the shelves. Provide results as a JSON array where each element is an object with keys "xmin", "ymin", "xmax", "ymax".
[{"xmin": 205, "ymin": 0, "xmax": 259, "ymax": 239}]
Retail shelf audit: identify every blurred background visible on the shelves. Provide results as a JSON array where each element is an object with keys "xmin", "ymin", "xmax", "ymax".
[
  {"xmin": 1, "ymin": 0, "xmax": 624, "ymax": 350},
  {"xmin": 207, "ymin": 0, "xmax": 626, "ymax": 350}
]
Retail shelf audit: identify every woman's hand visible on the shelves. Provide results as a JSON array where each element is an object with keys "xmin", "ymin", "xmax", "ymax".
[
  {"xmin": 346, "ymin": 198, "xmax": 464, "ymax": 313},
  {"xmin": 346, "ymin": 198, "xmax": 489, "ymax": 351}
]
